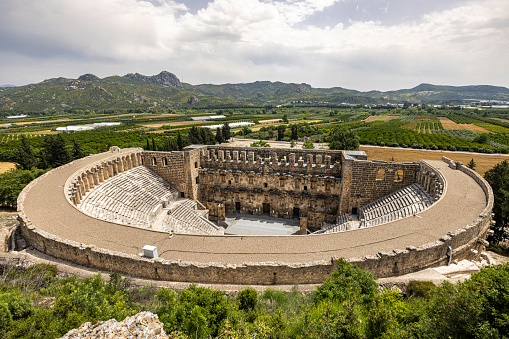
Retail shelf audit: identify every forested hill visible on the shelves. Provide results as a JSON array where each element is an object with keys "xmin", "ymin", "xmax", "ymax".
[{"xmin": 1, "ymin": 70, "xmax": 509, "ymax": 114}]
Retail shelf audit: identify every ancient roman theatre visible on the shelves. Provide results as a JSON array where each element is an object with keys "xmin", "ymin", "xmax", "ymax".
[{"xmin": 17, "ymin": 145, "xmax": 493, "ymax": 285}]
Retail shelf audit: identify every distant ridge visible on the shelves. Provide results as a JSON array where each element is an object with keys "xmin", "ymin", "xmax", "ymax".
[{"xmin": 1, "ymin": 71, "xmax": 508, "ymax": 113}]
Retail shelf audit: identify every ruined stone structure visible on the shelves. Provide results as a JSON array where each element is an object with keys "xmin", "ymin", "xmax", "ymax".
[{"xmin": 16, "ymin": 145, "xmax": 493, "ymax": 285}]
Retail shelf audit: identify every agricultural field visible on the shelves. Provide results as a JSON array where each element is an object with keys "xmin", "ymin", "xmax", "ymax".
[
  {"xmin": 402, "ymin": 116, "xmax": 443, "ymax": 134},
  {"xmin": 439, "ymin": 117, "xmax": 491, "ymax": 133},
  {"xmin": 360, "ymin": 146, "xmax": 508, "ymax": 176}
]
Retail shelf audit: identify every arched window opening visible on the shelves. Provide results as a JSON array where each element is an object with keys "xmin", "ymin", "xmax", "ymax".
[
  {"xmin": 394, "ymin": 170, "xmax": 404, "ymax": 182},
  {"xmin": 376, "ymin": 169, "xmax": 385, "ymax": 181}
]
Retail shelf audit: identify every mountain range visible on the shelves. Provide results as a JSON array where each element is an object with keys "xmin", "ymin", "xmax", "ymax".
[{"xmin": 1, "ymin": 71, "xmax": 509, "ymax": 113}]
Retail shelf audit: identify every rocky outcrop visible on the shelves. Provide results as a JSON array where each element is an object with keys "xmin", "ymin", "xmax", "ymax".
[
  {"xmin": 150, "ymin": 71, "xmax": 182, "ymax": 88},
  {"xmin": 188, "ymin": 96, "xmax": 199, "ymax": 104},
  {"xmin": 275, "ymin": 83, "xmax": 311, "ymax": 96},
  {"xmin": 60, "ymin": 312, "xmax": 168, "ymax": 339},
  {"xmin": 78, "ymin": 74, "xmax": 100, "ymax": 81},
  {"xmin": 125, "ymin": 71, "xmax": 182, "ymax": 88}
]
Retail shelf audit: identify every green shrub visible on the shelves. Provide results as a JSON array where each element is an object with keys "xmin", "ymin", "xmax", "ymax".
[
  {"xmin": 237, "ymin": 288, "xmax": 257, "ymax": 312},
  {"xmin": 313, "ymin": 259, "xmax": 377, "ymax": 304},
  {"xmin": 0, "ymin": 294, "xmax": 33, "ymax": 320},
  {"xmin": 406, "ymin": 280, "xmax": 436, "ymax": 298},
  {"xmin": 0, "ymin": 303, "xmax": 12, "ymax": 337}
]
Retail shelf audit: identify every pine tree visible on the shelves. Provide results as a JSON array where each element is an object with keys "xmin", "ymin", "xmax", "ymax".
[
  {"xmin": 222, "ymin": 123, "xmax": 230, "ymax": 142},
  {"xmin": 216, "ymin": 127, "xmax": 224, "ymax": 144},
  {"xmin": 42, "ymin": 134, "xmax": 71, "ymax": 168},
  {"xmin": 177, "ymin": 132, "xmax": 183, "ymax": 151},
  {"xmin": 15, "ymin": 135, "xmax": 38, "ymax": 170},
  {"xmin": 484, "ymin": 160, "xmax": 509, "ymax": 244},
  {"xmin": 72, "ymin": 139, "xmax": 85, "ymax": 160},
  {"xmin": 467, "ymin": 158, "xmax": 476, "ymax": 170}
]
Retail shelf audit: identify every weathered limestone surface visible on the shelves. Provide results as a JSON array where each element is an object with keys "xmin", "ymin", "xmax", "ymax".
[{"xmin": 60, "ymin": 312, "xmax": 168, "ymax": 339}]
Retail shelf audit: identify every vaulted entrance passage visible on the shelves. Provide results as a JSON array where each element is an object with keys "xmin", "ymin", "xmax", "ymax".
[
  {"xmin": 293, "ymin": 207, "xmax": 300, "ymax": 219},
  {"xmin": 262, "ymin": 203, "xmax": 270, "ymax": 215},
  {"xmin": 235, "ymin": 201, "xmax": 241, "ymax": 213}
]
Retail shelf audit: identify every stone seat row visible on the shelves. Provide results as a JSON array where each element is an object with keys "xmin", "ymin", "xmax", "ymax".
[
  {"xmin": 321, "ymin": 183, "xmax": 434, "ymax": 234},
  {"xmin": 164, "ymin": 202, "xmax": 223, "ymax": 235},
  {"xmin": 79, "ymin": 166, "xmax": 179, "ymax": 229}
]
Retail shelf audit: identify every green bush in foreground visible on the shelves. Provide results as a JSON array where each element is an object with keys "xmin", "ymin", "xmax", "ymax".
[{"xmin": 1, "ymin": 261, "xmax": 509, "ymax": 338}]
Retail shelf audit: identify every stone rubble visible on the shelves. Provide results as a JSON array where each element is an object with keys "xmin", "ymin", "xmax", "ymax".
[{"xmin": 59, "ymin": 312, "xmax": 168, "ymax": 339}]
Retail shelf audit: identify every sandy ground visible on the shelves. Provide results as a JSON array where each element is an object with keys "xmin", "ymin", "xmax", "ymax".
[
  {"xmin": 0, "ymin": 162, "xmax": 15, "ymax": 174},
  {"xmin": 360, "ymin": 145, "xmax": 507, "ymax": 176},
  {"xmin": 439, "ymin": 117, "xmax": 491, "ymax": 133}
]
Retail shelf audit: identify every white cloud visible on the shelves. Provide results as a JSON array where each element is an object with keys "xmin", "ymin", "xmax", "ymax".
[{"xmin": 0, "ymin": 0, "xmax": 508, "ymax": 90}]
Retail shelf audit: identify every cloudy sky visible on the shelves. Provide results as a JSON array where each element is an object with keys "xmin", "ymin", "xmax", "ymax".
[{"xmin": 1, "ymin": 0, "xmax": 508, "ymax": 91}]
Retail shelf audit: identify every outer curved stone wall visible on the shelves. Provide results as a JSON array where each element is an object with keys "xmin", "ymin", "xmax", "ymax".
[{"xmin": 17, "ymin": 150, "xmax": 493, "ymax": 285}]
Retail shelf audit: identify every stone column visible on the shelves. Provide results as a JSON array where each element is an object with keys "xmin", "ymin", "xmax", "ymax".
[
  {"xmin": 81, "ymin": 174, "xmax": 89, "ymax": 194},
  {"xmin": 289, "ymin": 153, "xmax": 296, "ymax": 166},
  {"xmin": 240, "ymin": 151, "xmax": 246, "ymax": 162},
  {"xmin": 102, "ymin": 163, "xmax": 110, "ymax": 180},
  {"xmin": 316, "ymin": 154, "xmax": 323, "ymax": 167},
  {"xmin": 97, "ymin": 166, "xmax": 104, "ymax": 183},
  {"xmin": 77, "ymin": 176, "xmax": 86, "ymax": 196},
  {"xmin": 307, "ymin": 154, "xmax": 313, "ymax": 166},
  {"xmin": 324, "ymin": 155, "xmax": 331, "ymax": 168},
  {"xmin": 218, "ymin": 150, "xmax": 224, "ymax": 162},
  {"xmin": 232, "ymin": 151, "xmax": 238, "ymax": 162},
  {"xmin": 92, "ymin": 169, "xmax": 100, "ymax": 186},
  {"xmin": 117, "ymin": 158, "xmax": 124, "ymax": 173},
  {"xmin": 225, "ymin": 151, "xmax": 231, "ymax": 162},
  {"xmin": 87, "ymin": 171, "xmax": 95, "ymax": 189}
]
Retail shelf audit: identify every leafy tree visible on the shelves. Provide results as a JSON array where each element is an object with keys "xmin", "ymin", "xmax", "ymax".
[
  {"xmin": 467, "ymin": 158, "xmax": 476, "ymax": 170},
  {"xmin": 188, "ymin": 126, "xmax": 201, "ymax": 144},
  {"xmin": 290, "ymin": 124, "xmax": 298, "ymax": 140},
  {"xmin": 277, "ymin": 125, "xmax": 286, "ymax": 141},
  {"xmin": 237, "ymin": 288, "xmax": 257, "ymax": 312},
  {"xmin": 303, "ymin": 139, "xmax": 315, "ymax": 149},
  {"xmin": 282, "ymin": 113, "xmax": 288, "ymax": 124},
  {"xmin": 156, "ymin": 285, "xmax": 233, "ymax": 338},
  {"xmin": 41, "ymin": 134, "xmax": 71, "ymax": 168},
  {"xmin": 0, "ymin": 168, "xmax": 47, "ymax": 207},
  {"xmin": 290, "ymin": 140, "xmax": 296, "ymax": 148},
  {"xmin": 328, "ymin": 126, "xmax": 360, "ymax": 150},
  {"xmin": 215, "ymin": 127, "xmax": 224, "ymax": 144},
  {"xmin": 14, "ymin": 135, "xmax": 38, "ymax": 170},
  {"xmin": 162, "ymin": 137, "xmax": 179, "ymax": 151},
  {"xmin": 176, "ymin": 132, "xmax": 184, "ymax": 151},
  {"xmin": 484, "ymin": 160, "xmax": 509, "ymax": 244},
  {"xmin": 71, "ymin": 138, "xmax": 85, "ymax": 160},
  {"xmin": 221, "ymin": 123, "xmax": 230, "ymax": 142},
  {"xmin": 313, "ymin": 259, "xmax": 377, "ymax": 305}
]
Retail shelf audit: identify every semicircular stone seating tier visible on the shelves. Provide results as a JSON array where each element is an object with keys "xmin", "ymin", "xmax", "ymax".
[
  {"xmin": 79, "ymin": 165, "xmax": 223, "ymax": 235},
  {"xmin": 320, "ymin": 183, "xmax": 436, "ymax": 234}
]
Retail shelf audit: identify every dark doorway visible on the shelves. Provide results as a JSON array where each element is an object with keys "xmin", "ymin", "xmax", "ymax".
[
  {"xmin": 180, "ymin": 192, "xmax": 185, "ymax": 198},
  {"xmin": 235, "ymin": 202, "xmax": 241, "ymax": 213},
  {"xmin": 293, "ymin": 207, "xmax": 300, "ymax": 219},
  {"xmin": 263, "ymin": 203, "xmax": 270, "ymax": 215},
  {"xmin": 352, "ymin": 207, "xmax": 358, "ymax": 215}
]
